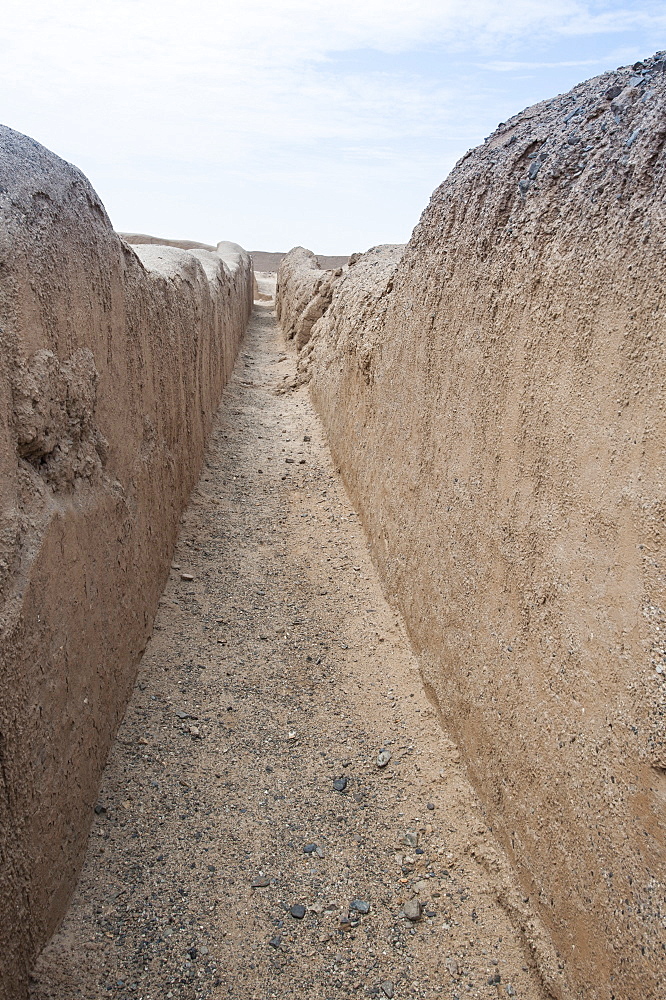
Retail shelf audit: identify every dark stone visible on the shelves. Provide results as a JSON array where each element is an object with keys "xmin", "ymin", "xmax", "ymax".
[
  {"xmin": 333, "ymin": 777, "xmax": 348, "ymax": 792},
  {"xmin": 351, "ymin": 899, "xmax": 370, "ymax": 914},
  {"xmin": 290, "ymin": 903, "xmax": 306, "ymax": 919},
  {"xmin": 303, "ymin": 843, "xmax": 317, "ymax": 854},
  {"xmin": 605, "ymin": 85, "xmax": 623, "ymax": 100}
]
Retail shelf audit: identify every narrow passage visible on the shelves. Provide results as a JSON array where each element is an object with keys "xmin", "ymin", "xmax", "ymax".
[{"xmin": 31, "ymin": 293, "xmax": 549, "ymax": 1000}]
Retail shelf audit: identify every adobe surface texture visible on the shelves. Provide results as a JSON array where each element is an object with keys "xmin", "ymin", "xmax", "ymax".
[
  {"xmin": 277, "ymin": 53, "xmax": 666, "ymax": 1000},
  {"xmin": 0, "ymin": 127, "xmax": 252, "ymax": 1000}
]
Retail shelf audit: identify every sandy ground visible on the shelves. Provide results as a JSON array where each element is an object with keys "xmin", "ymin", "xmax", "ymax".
[{"xmin": 30, "ymin": 290, "xmax": 552, "ymax": 1000}]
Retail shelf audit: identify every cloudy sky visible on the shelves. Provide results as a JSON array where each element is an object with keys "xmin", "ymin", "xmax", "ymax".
[{"xmin": 2, "ymin": 1, "xmax": 665, "ymax": 253}]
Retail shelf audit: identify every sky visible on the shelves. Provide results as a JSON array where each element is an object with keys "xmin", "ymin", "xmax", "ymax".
[{"xmin": 2, "ymin": 2, "xmax": 666, "ymax": 254}]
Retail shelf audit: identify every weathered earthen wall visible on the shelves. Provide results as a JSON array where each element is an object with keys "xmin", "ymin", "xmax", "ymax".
[
  {"xmin": 278, "ymin": 55, "xmax": 666, "ymax": 1000},
  {"xmin": 0, "ymin": 126, "xmax": 252, "ymax": 1000},
  {"xmin": 275, "ymin": 247, "xmax": 345, "ymax": 351}
]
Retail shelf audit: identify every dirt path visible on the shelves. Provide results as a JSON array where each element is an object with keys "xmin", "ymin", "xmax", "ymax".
[{"xmin": 31, "ymin": 297, "xmax": 553, "ymax": 1000}]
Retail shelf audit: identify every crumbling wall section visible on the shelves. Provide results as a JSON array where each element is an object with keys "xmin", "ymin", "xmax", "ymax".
[
  {"xmin": 0, "ymin": 126, "xmax": 252, "ymax": 1000},
  {"xmin": 278, "ymin": 55, "xmax": 666, "ymax": 1000},
  {"xmin": 275, "ymin": 246, "xmax": 343, "ymax": 350}
]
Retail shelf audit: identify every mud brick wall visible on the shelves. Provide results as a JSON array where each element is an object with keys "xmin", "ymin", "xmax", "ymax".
[
  {"xmin": 278, "ymin": 55, "xmax": 666, "ymax": 1000},
  {"xmin": 0, "ymin": 125, "xmax": 252, "ymax": 1000}
]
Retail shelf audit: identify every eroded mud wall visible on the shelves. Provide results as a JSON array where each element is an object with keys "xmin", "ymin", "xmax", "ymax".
[
  {"xmin": 278, "ymin": 55, "xmax": 666, "ymax": 1000},
  {"xmin": 0, "ymin": 126, "xmax": 252, "ymax": 1000},
  {"xmin": 275, "ymin": 247, "xmax": 344, "ymax": 351}
]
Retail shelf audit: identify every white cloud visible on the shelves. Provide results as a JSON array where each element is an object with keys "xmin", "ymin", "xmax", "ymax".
[
  {"xmin": 1, "ymin": 1, "xmax": 665, "ymax": 250},
  {"xmin": 3, "ymin": 1, "xmax": 660, "ymax": 87},
  {"xmin": 481, "ymin": 53, "xmax": 628, "ymax": 71}
]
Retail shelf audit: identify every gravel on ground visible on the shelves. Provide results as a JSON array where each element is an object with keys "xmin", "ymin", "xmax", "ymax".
[{"xmin": 30, "ymin": 296, "xmax": 551, "ymax": 1000}]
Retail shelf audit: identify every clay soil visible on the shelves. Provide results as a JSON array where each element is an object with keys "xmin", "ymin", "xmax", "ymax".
[{"xmin": 30, "ymin": 294, "xmax": 551, "ymax": 1000}]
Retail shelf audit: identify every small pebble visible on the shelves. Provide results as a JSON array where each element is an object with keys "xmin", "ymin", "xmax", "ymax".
[
  {"xmin": 251, "ymin": 877, "xmax": 271, "ymax": 888},
  {"xmin": 290, "ymin": 903, "xmax": 306, "ymax": 919},
  {"xmin": 333, "ymin": 776, "xmax": 348, "ymax": 792},
  {"xmin": 381, "ymin": 982, "xmax": 395, "ymax": 999},
  {"xmin": 403, "ymin": 899, "xmax": 422, "ymax": 922},
  {"xmin": 376, "ymin": 749, "xmax": 391, "ymax": 768},
  {"xmin": 303, "ymin": 843, "xmax": 317, "ymax": 854},
  {"xmin": 269, "ymin": 936, "xmax": 282, "ymax": 949},
  {"xmin": 426, "ymin": 802, "xmax": 435, "ymax": 811},
  {"xmin": 180, "ymin": 573, "xmax": 194, "ymax": 581},
  {"xmin": 351, "ymin": 899, "xmax": 370, "ymax": 914}
]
